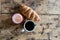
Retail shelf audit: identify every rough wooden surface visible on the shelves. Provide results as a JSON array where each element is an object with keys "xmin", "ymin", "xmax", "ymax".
[{"xmin": 0, "ymin": 0, "xmax": 60, "ymax": 40}]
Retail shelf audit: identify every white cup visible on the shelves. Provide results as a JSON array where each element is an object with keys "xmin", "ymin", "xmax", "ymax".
[
  {"xmin": 23, "ymin": 20, "xmax": 36, "ymax": 32},
  {"xmin": 12, "ymin": 13, "xmax": 23, "ymax": 24}
]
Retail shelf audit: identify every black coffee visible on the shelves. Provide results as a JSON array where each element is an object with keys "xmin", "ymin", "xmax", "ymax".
[{"xmin": 25, "ymin": 21, "xmax": 35, "ymax": 31}]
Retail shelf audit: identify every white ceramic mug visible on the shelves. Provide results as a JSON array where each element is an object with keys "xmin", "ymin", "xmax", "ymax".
[
  {"xmin": 12, "ymin": 13, "xmax": 23, "ymax": 24},
  {"xmin": 22, "ymin": 20, "xmax": 36, "ymax": 32}
]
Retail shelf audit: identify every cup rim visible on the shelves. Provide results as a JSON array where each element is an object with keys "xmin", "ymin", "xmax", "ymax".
[{"xmin": 24, "ymin": 20, "xmax": 36, "ymax": 32}]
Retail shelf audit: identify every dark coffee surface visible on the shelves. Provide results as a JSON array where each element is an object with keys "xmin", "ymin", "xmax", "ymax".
[{"xmin": 25, "ymin": 21, "xmax": 35, "ymax": 31}]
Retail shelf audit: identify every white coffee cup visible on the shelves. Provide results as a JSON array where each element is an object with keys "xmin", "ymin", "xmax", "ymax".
[
  {"xmin": 23, "ymin": 20, "xmax": 36, "ymax": 32},
  {"xmin": 12, "ymin": 13, "xmax": 23, "ymax": 24}
]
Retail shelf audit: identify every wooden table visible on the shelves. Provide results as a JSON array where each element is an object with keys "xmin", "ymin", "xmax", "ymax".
[{"xmin": 0, "ymin": 0, "xmax": 60, "ymax": 40}]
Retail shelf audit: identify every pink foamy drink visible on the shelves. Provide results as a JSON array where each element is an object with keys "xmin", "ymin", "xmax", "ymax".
[{"xmin": 12, "ymin": 13, "xmax": 23, "ymax": 24}]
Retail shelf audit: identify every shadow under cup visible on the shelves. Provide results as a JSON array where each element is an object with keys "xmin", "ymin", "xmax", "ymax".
[{"xmin": 24, "ymin": 20, "xmax": 36, "ymax": 32}]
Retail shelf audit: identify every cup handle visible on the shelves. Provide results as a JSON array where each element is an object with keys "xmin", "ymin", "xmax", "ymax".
[{"xmin": 21, "ymin": 29, "xmax": 25, "ymax": 32}]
